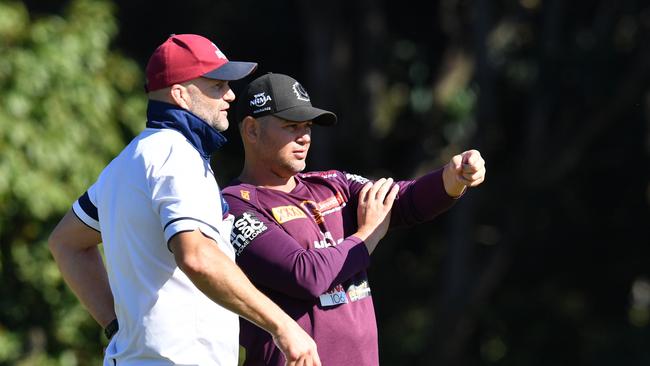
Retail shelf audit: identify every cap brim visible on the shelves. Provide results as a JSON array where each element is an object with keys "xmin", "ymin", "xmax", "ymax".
[
  {"xmin": 203, "ymin": 61, "xmax": 258, "ymax": 81},
  {"xmin": 273, "ymin": 106, "xmax": 337, "ymax": 126}
]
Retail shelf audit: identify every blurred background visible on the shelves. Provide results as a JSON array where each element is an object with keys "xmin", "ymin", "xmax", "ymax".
[{"xmin": 1, "ymin": 0, "xmax": 649, "ymax": 365}]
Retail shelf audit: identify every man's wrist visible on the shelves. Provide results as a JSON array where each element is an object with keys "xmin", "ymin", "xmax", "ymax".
[{"xmin": 445, "ymin": 184, "xmax": 467, "ymax": 198}]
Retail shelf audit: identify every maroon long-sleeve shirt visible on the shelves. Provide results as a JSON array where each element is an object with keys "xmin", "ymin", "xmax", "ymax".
[{"xmin": 222, "ymin": 169, "xmax": 457, "ymax": 366}]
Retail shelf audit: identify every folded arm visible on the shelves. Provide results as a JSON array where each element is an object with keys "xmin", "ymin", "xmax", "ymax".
[{"xmin": 236, "ymin": 221, "xmax": 371, "ymax": 299}]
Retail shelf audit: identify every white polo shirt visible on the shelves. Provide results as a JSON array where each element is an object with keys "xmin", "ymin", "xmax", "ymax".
[{"xmin": 73, "ymin": 126, "xmax": 238, "ymax": 366}]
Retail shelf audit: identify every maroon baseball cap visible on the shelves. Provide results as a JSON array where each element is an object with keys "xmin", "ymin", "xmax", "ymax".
[{"xmin": 145, "ymin": 34, "xmax": 258, "ymax": 92}]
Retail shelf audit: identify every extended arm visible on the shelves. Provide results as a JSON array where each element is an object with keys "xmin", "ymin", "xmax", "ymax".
[
  {"xmin": 389, "ymin": 168, "xmax": 456, "ymax": 227},
  {"xmin": 48, "ymin": 209, "xmax": 116, "ymax": 328},
  {"xmin": 389, "ymin": 150, "xmax": 487, "ymax": 227}
]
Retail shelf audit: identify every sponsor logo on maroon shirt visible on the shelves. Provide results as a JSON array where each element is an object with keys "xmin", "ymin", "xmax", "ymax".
[
  {"xmin": 299, "ymin": 192, "xmax": 346, "ymax": 224},
  {"xmin": 240, "ymin": 190, "xmax": 251, "ymax": 200},
  {"xmin": 300, "ymin": 171, "xmax": 338, "ymax": 179},
  {"xmin": 231, "ymin": 212, "xmax": 267, "ymax": 256},
  {"xmin": 272, "ymin": 205, "xmax": 308, "ymax": 224}
]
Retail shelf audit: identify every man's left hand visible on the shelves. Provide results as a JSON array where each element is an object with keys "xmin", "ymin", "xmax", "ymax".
[{"xmin": 442, "ymin": 149, "xmax": 486, "ymax": 197}]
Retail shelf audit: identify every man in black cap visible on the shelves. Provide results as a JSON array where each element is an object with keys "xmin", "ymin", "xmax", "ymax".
[{"xmin": 222, "ymin": 73, "xmax": 486, "ymax": 365}]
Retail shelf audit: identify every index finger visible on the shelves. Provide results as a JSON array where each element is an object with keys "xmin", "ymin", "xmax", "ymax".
[
  {"xmin": 463, "ymin": 152, "xmax": 484, "ymax": 170},
  {"xmin": 461, "ymin": 150, "xmax": 474, "ymax": 165},
  {"xmin": 368, "ymin": 178, "xmax": 387, "ymax": 198},
  {"xmin": 374, "ymin": 177, "xmax": 394, "ymax": 200},
  {"xmin": 358, "ymin": 181, "xmax": 373, "ymax": 203},
  {"xmin": 383, "ymin": 183, "xmax": 400, "ymax": 206}
]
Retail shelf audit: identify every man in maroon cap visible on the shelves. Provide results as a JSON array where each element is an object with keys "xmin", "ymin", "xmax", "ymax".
[
  {"xmin": 49, "ymin": 36, "xmax": 321, "ymax": 366},
  {"xmin": 223, "ymin": 73, "xmax": 486, "ymax": 365}
]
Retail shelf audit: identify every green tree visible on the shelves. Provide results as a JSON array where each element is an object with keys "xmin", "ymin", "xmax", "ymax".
[{"xmin": 0, "ymin": 0, "xmax": 145, "ymax": 364}]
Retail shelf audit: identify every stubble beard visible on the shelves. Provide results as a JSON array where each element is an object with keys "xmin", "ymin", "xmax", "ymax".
[
  {"xmin": 288, "ymin": 159, "xmax": 306, "ymax": 174},
  {"xmin": 271, "ymin": 155, "xmax": 306, "ymax": 179},
  {"xmin": 189, "ymin": 93, "xmax": 229, "ymax": 132}
]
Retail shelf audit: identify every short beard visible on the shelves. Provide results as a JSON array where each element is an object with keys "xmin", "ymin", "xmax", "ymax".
[
  {"xmin": 280, "ymin": 158, "xmax": 306, "ymax": 175},
  {"xmin": 189, "ymin": 92, "xmax": 227, "ymax": 131}
]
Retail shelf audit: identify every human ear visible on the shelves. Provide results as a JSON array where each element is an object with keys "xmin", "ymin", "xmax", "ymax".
[
  {"xmin": 242, "ymin": 116, "xmax": 259, "ymax": 143},
  {"xmin": 170, "ymin": 84, "xmax": 190, "ymax": 110}
]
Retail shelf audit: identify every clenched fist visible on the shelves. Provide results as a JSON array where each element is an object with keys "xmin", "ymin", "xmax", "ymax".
[{"xmin": 442, "ymin": 149, "xmax": 486, "ymax": 197}]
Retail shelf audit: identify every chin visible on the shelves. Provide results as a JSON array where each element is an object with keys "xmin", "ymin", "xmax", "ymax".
[
  {"xmin": 281, "ymin": 162, "xmax": 305, "ymax": 175},
  {"xmin": 214, "ymin": 120, "xmax": 229, "ymax": 132},
  {"xmin": 295, "ymin": 162, "xmax": 307, "ymax": 173}
]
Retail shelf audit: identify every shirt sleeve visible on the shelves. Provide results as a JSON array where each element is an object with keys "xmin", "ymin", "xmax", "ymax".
[
  {"xmin": 227, "ymin": 196, "xmax": 371, "ymax": 300},
  {"xmin": 72, "ymin": 184, "xmax": 101, "ymax": 232},
  {"xmin": 391, "ymin": 168, "xmax": 458, "ymax": 226},
  {"xmin": 150, "ymin": 145, "xmax": 226, "ymax": 248},
  {"xmin": 343, "ymin": 168, "xmax": 458, "ymax": 227}
]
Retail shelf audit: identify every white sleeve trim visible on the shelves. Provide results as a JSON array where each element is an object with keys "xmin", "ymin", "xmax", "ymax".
[
  {"xmin": 72, "ymin": 200, "xmax": 100, "ymax": 232},
  {"xmin": 163, "ymin": 217, "xmax": 220, "ymax": 245}
]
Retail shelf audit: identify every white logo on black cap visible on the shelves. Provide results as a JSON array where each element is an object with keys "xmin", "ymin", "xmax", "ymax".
[
  {"xmin": 250, "ymin": 92, "xmax": 272, "ymax": 108},
  {"xmin": 292, "ymin": 82, "xmax": 310, "ymax": 101}
]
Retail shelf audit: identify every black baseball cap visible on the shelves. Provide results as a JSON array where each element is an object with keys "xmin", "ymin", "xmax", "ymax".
[{"xmin": 237, "ymin": 73, "xmax": 337, "ymax": 126}]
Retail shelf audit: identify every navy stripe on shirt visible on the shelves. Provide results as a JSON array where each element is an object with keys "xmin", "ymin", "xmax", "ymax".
[
  {"xmin": 163, "ymin": 217, "xmax": 221, "ymax": 235},
  {"xmin": 78, "ymin": 191, "xmax": 98, "ymax": 221}
]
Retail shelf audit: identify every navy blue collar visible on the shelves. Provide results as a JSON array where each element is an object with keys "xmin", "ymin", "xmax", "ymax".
[{"xmin": 146, "ymin": 100, "xmax": 227, "ymax": 159}]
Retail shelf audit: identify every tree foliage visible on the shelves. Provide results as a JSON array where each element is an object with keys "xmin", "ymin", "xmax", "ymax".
[
  {"xmin": 0, "ymin": 0, "xmax": 145, "ymax": 364},
  {"xmin": 3, "ymin": 0, "xmax": 650, "ymax": 365}
]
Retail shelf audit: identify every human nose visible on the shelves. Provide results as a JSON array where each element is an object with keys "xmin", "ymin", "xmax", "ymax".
[
  {"xmin": 223, "ymin": 87, "xmax": 235, "ymax": 102},
  {"xmin": 297, "ymin": 127, "xmax": 311, "ymax": 143}
]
